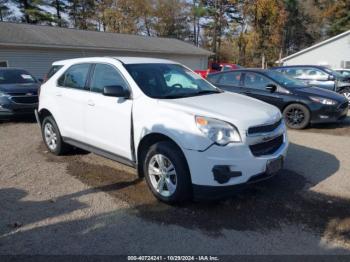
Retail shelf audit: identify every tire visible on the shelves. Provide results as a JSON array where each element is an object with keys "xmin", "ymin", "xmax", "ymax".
[
  {"xmin": 142, "ymin": 141, "xmax": 192, "ymax": 204},
  {"xmin": 41, "ymin": 115, "xmax": 71, "ymax": 155},
  {"xmin": 339, "ymin": 87, "xmax": 350, "ymax": 104},
  {"xmin": 283, "ymin": 103, "xmax": 311, "ymax": 129}
]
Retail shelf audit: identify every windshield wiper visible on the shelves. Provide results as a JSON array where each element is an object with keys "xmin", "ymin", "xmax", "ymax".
[{"xmin": 195, "ymin": 89, "xmax": 223, "ymax": 95}]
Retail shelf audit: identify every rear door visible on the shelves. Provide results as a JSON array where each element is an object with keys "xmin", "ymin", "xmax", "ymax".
[
  {"xmin": 84, "ymin": 63, "xmax": 133, "ymax": 160},
  {"xmin": 242, "ymin": 72, "xmax": 284, "ymax": 108},
  {"xmin": 209, "ymin": 71, "xmax": 243, "ymax": 94},
  {"xmin": 55, "ymin": 63, "xmax": 92, "ymax": 142}
]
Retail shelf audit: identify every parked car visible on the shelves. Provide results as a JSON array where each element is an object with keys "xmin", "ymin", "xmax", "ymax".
[
  {"xmin": 335, "ymin": 69, "xmax": 350, "ymax": 78},
  {"xmin": 271, "ymin": 65, "xmax": 350, "ymax": 102},
  {"xmin": 207, "ymin": 69, "xmax": 349, "ymax": 129},
  {"xmin": 195, "ymin": 62, "xmax": 241, "ymax": 78},
  {"xmin": 0, "ymin": 68, "xmax": 40, "ymax": 120},
  {"xmin": 36, "ymin": 57, "xmax": 288, "ymax": 203}
]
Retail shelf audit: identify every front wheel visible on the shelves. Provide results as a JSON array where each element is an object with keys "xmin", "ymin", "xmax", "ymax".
[
  {"xmin": 143, "ymin": 141, "xmax": 192, "ymax": 204},
  {"xmin": 283, "ymin": 104, "xmax": 311, "ymax": 129},
  {"xmin": 340, "ymin": 87, "xmax": 350, "ymax": 104}
]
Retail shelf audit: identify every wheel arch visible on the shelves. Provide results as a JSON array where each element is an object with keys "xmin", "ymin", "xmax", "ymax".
[
  {"xmin": 38, "ymin": 108, "xmax": 54, "ymax": 125},
  {"xmin": 136, "ymin": 132, "xmax": 187, "ymax": 178},
  {"xmin": 282, "ymin": 101, "xmax": 311, "ymax": 114},
  {"xmin": 338, "ymin": 86, "xmax": 350, "ymax": 93}
]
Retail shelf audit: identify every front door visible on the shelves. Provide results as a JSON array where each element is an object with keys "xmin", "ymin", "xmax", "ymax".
[
  {"xmin": 242, "ymin": 72, "xmax": 284, "ymax": 109},
  {"xmin": 85, "ymin": 63, "xmax": 133, "ymax": 160}
]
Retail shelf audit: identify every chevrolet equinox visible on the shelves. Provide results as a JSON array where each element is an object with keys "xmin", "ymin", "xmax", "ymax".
[{"xmin": 36, "ymin": 57, "xmax": 289, "ymax": 203}]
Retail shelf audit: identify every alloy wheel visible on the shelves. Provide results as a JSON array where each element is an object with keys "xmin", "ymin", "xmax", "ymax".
[
  {"xmin": 286, "ymin": 108, "xmax": 305, "ymax": 127},
  {"xmin": 343, "ymin": 92, "xmax": 350, "ymax": 102},
  {"xmin": 148, "ymin": 154, "xmax": 177, "ymax": 197},
  {"xmin": 44, "ymin": 122, "xmax": 58, "ymax": 151}
]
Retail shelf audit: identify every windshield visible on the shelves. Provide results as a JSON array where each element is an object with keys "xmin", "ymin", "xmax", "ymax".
[
  {"xmin": 265, "ymin": 70, "xmax": 306, "ymax": 87},
  {"xmin": 0, "ymin": 69, "xmax": 37, "ymax": 84},
  {"xmin": 125, "ymin": 63, "xmax": 221, "ymax": 99}
]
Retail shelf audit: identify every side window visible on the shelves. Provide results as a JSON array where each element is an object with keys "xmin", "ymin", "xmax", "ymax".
[
  {"xmin": 90, "ymin": 64, "xmax": 128, "ymax": 93},
  {"xmin": 218, "ymin": 71, "xmax": 242, "ymax": 86},
  {"xmin": 207, "ymin": 73, "xmax": 221, "ymax": 84},
  {"xmin": 244, "ymin": 72, "xmax": 275, "ymax": 90},
  {"xmin": 57, "ymin": 64, "xmax": 91, "ymax": 89}
]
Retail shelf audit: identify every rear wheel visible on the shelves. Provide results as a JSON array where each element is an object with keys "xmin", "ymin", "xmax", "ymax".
[
  {"xmin": 283, "ymin": 104, "xmax": 310, "ymax": 129},
  {"xmin": 41, "ymin": 116, "xmax": 71, "ymax": 155},
  {"xmin": 143, "ymin": 141, "xmax": 192, "ymax": 204}
]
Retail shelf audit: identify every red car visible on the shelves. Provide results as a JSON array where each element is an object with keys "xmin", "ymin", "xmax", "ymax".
[{"xmin": 195, "ymin": 62, "xmax": 241, "ymax": 78}]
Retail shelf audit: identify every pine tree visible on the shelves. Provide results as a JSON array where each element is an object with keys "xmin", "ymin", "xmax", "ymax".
[
  {"xmin": 12, "ymin": 0, "xmax": 53, "ymax": 24},
  {"xmin": 45, "ymin": 0, "xmax": 68, "ymax": 27},
  {"xmin": 0, "ymin": 0, "xmax": 11, "ymax": 21}
]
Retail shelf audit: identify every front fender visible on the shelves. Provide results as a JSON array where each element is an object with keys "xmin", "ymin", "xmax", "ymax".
[{"xmin": 133, "ymin": 99, "xmax": 212, "ymax": 152}]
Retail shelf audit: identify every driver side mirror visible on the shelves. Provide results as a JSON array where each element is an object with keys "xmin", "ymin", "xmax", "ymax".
[
  {"xmin": 265, "ymin": 84, "xmax": 277, "ymax": 93},
  {"xmin": 103, "ymin": 85, "xmax": 130, "ymax": 98}
]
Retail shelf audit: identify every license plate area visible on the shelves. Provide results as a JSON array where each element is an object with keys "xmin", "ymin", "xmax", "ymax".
[{"xmin": 266, "ymin": 156, "xmax": 283, "ymax": 175}]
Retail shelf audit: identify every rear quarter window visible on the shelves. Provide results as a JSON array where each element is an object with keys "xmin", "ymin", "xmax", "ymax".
[{"xmin": 46, "ymin": 65, "xmax": 63, "ymax": 80}]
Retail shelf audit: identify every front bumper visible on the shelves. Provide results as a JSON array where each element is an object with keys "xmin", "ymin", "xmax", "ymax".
[
  {"xmin": 183, "ymin": 131, "xmax": 289, "ymax": 199},
  {"xmin": 310, "ymin": 101, "xmax": 349, "ymax": 124},
  {"xmin": 0, "ymin": 96, "xmax": 38, "ymax": 119}
]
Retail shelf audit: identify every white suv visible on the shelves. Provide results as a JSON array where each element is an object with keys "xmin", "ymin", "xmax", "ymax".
[{"xmin": 36, "ymin": 57, "xmax": 288, "ymax": 203}]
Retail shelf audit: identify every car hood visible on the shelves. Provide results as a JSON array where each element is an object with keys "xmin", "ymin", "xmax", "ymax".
[
  {"xmin": 294, "ymin": 86, "xmax": 346, "ymax": 102},
  {"xmin": 158, "ymin": 92, "xmax": 282, "ymax": 132},
  {"xmin": 0, "ymin": 83, "xmax": 39, "ymax": 94}
]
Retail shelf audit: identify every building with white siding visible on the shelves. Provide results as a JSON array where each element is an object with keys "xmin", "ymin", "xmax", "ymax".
[
  {"xmin": 278, "ymin": 30, "xmax": 350, "ymax": 69},
  {"xmin": 0, "ymin": 22, "xmax": 212, "ymax": 78}
]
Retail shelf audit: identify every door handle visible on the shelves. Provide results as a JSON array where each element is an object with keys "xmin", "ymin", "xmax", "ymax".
[
  {"xmin": 87, "ymin": 100, "xmax": 95, "ymax": 106},
  {"xmin": 55, "ymin": 93, "xmax": 62, "ymax": 97}
]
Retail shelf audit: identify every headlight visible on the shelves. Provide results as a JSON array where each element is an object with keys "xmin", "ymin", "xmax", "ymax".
[
  {"xmin": 0, "ymin": 91, "xmax": 10, "ymax": 98},
  {"xmin": 309, "ymin": 96, "xmax": 337, "ymax": 105},
  {"xmin": 195, "ymin": 116, "xmax": 241, "ymax": 145}
]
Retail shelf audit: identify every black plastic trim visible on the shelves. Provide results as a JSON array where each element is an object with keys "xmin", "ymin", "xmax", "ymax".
[
  {"xmin": 193, "ymin": 172, "xmax": 279, "ymax": 200},
  {"xmin": 212, "ymin": 165, "xmax": 242, "ymax": 184},
  {"xmin": 62, "ymin": 137, "xmax": 136, "ymax": 168}
]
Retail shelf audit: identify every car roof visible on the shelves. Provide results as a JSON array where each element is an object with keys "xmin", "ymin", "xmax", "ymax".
[
  {"xmin": 208, "ymin": 68, "xmax": 269, "ymax": 76},
  {"xmin": 272, "ymin": 65, "xmax": 328, "ymax": 69},
  {"xmin": 52, "ymin": 57, "xmax": 178, "ymax": 66}
]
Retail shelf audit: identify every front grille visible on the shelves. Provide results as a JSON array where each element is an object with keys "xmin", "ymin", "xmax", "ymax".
[
  {"xmin": 247, "ymin": 119, "xmax": 282, "ymax": 135},
  {"xmin": 249, "ymin": 135, "xmax": 284, "ymax": 157},
  {"xmin": 11, "ymin": 96, "xmax": 38, "ymax": 104}
]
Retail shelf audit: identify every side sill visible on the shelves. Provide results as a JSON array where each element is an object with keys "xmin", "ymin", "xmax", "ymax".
[{"xmin": 62, "ymin": 137, "xmax": 136, "ymax": 168}]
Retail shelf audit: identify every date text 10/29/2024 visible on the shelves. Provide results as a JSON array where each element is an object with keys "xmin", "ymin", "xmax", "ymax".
[{"xmin": 127, "ymin": 256, "xmax": 220, "ymax": 261}]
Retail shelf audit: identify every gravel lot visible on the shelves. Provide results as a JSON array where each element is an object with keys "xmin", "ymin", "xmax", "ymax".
[{"xmin": 0, "ymin": 116, "xmax": 350, "ymax": 255}]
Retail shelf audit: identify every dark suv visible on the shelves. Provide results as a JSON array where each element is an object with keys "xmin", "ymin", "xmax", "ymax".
[
  {"xmin": 272, "ymin": 65, "xmax": 350, "ymax": 102},
  {"xmin": 0, "ymin": 68, "xmax": 40, "ymax": 119}
]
